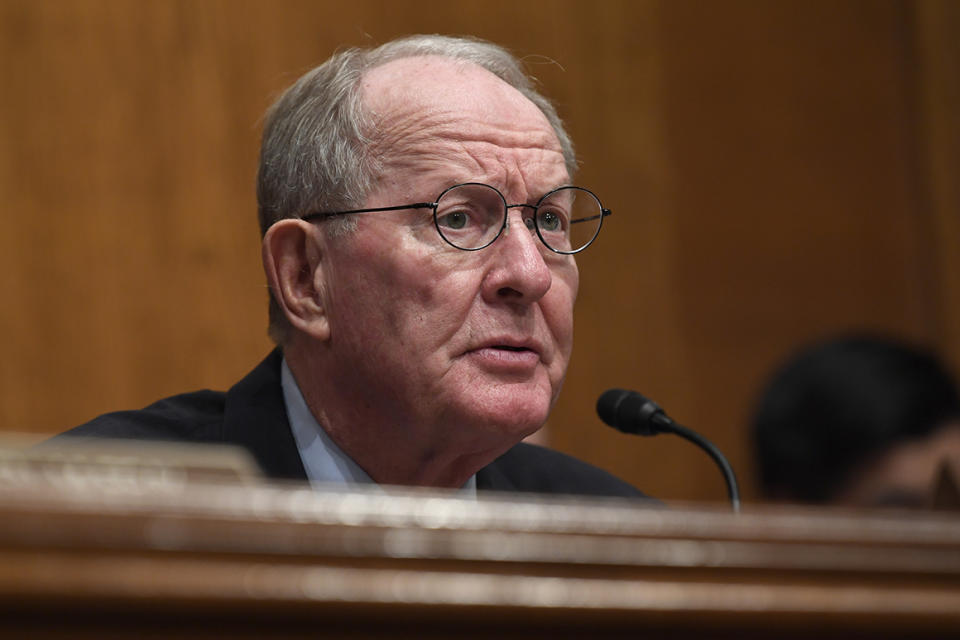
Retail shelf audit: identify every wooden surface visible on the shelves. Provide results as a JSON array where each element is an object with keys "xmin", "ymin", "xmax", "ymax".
[
  {"xmin": 2, "ymin": 0, "xmax": 959, "ymax": 503},
  {"xmin": 2, "ymin": 464, "xmax": 960, "ymax": 638}
]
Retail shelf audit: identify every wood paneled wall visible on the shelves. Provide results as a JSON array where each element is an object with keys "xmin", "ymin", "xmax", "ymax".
[{"xmin": 2, "ymin": 0, "xmax": 957, "ymax": 502}]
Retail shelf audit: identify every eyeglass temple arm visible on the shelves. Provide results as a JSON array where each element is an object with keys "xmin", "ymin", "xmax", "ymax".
[
  {"xmin": 302, "ymin": 202, "xmax": 436, "ymax": 222},
  {"xmin": 571, "ymin": 208, "xmax": 612, "ymax": 224}
]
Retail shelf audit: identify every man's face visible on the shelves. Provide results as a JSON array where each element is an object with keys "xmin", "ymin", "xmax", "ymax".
[{"xmin": 315, "ymin": 57, "xmax": 579, "ymax": 462}]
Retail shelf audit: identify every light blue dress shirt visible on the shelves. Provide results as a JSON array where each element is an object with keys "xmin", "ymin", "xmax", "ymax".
[{"xmin": 281, "ymin": 358, "xmax": 476, "ymax": 496}]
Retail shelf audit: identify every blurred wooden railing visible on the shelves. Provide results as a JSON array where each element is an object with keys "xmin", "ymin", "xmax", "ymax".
[{"xmin": 1, "ymin": 441, "xmax": 959, "ymax": 638}]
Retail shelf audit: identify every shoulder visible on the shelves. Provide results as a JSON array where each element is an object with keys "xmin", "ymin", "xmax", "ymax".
[
  {"xmin": 479, "ymin": 442, "xmax": 651, "ymax": 500},
  {"xmin": 58, "ymin": 389, "xmax": 227, "ymax": 444}
]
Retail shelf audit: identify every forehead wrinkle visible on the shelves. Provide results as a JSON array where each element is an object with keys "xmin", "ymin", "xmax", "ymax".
[
  {"xmin": 457, "ymin": 140, "xmax": 567, "ymax": 199},
  {"xmin": 372, "ymin": 102, "xmax": 561, "ymax": 159},
  {"xmin": 377, "ymin": 137, "xmax": 567, "ymax": 202},
  {"xmin": 372, "ymin": 109, "xmax": 567, "ymax": 191}
]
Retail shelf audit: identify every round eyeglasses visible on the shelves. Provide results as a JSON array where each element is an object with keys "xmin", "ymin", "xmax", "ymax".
[{"xmin": 302, "ymin": 183, "xmax": 611, "ymax": 254}]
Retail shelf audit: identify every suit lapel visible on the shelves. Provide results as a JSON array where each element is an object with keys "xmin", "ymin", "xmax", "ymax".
[
  {"xmin": 476, "ymin": 453, "xmax": 517, "ymax": 492},
  {"xmin": 222, "ymin": 349, "xmax": 308, "ymax": 481}
]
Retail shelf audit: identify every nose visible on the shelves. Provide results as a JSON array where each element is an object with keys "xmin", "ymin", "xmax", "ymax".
[{"xmin": 480, "ymin": 210, "xmax": 553, "ymax": 305}]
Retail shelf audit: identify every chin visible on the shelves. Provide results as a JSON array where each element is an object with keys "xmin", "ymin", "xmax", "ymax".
[{"xmin": 466, "ymin": 387, "xmax": 552, "ymax": 439}]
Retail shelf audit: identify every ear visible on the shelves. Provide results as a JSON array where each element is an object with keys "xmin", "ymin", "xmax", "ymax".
[{"xmin": 262, "ymin": 220, "xmax": 330, "ymax": 341}]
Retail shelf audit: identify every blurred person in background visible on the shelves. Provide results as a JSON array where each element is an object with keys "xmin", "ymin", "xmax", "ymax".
[{"xmin": 751, "ymin": 334, "xmax": 960, "ymax": 508}]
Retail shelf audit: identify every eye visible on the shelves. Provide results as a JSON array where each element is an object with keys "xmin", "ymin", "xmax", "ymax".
[
  {"xmin": 437, "ymin": 209, "xmax": 471, "ymax": 230},
  {"xmin": 536, "ymin": 208, "xmax": 567, "ymax": 233}
]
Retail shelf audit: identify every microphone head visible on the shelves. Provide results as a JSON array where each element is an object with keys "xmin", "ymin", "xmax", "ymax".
[{"xmin": 596, "ymin": 388, "xmax": 668, "ymax": 436}]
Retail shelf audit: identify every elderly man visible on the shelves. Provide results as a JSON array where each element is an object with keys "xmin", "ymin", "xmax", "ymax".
[{"xmin": 63, "ymin": 35, "xmax": 643, "ymax": 498}]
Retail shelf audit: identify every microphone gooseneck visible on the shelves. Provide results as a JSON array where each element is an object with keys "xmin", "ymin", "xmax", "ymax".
[{"xmin": 597, "ymin": 389, "xmax": 741, "ymax": 513}]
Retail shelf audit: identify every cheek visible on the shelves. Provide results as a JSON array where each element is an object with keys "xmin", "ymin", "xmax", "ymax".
[
  {"xmin": 546, "ymin": 264, "xmax": 579, "ymax": 347},
  {"xmin": 339, "ymin": 233, "xmax": 477, "ymax": 341}
]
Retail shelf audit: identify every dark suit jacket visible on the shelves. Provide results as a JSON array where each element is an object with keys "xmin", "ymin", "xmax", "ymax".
[{"xmin": 62, "ymin": 350, "xmax": 646, "ymax": 498}]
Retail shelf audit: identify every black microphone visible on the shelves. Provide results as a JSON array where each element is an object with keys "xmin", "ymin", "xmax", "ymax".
[{"xmin": 597, "ymin": 389, "xmax": 741, "ymax": 512}]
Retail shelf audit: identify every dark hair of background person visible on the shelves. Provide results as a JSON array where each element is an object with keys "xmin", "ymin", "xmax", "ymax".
[{"xmin": 751, "ymin": 334, "xmax": 960, "ymax": 505}]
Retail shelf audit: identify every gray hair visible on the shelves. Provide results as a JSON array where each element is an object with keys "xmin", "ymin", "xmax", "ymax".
[{"xmin": 258, "ymin": 34, "xmax": 577, "ymax": 344}]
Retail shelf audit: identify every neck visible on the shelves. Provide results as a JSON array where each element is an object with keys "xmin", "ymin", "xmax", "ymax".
[{"xmin": 282, "ymin": 342, "xmax": 505, "ymax": 488}]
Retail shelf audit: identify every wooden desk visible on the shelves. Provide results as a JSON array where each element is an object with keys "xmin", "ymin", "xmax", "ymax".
[{"xmin": 1, "ymin": 464, "xmax": 959, "ymax": 638}]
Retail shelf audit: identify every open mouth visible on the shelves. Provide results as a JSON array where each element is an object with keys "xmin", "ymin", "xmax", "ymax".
[{"xmin": 495, "ymin": 345, "xmax": 529, "ymax": 352}]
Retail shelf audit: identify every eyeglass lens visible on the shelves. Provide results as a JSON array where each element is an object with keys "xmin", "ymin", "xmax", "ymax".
[{"xmin": 433, "ymin": 184, "xmax": 603, "ymax": 253}]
